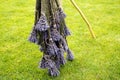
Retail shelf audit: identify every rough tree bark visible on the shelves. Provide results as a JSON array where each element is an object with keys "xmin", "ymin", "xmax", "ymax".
[{"xmin": 28, "ymin": 0, "xmax": 74, "ymax": 76}]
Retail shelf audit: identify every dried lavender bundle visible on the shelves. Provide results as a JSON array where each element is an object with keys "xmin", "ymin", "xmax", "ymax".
[{"xmin": 28, "ymin": 0, "xmax": 74, "ymax": 76}]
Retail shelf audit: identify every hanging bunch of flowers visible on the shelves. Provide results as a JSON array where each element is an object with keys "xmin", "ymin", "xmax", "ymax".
[{"xmin": 28, "ymin": 0, "xmax": 74, "ymax": 76}]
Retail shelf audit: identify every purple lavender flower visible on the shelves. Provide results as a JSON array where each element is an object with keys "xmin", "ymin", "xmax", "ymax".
[
  {"xmin": 55, "ymin": 8, "xmax": 66, "ymax": 24},
  {"xmin": 39, "ymin": 57, "xmax": 46, "ymax": 69},
  {"xmin": 35, "ymin": 15, "xmax": 50, "ymax": 32},
  {"xmin": 57, "ymin": 48, "xmax": 66, "ymax": 65},
  {"xmin": 28, "ymin": 29, "xmax": 38, "ymax": 43},
  {"xmin": 58, "ymin": 8, "xmax": 66, "ymax": 19},
  {"xmin": 66, "ymin": 49, "xmax": 74, "ymax": 61},
  {"xmin": 39, "ymin": 55, "xmax": 60, "ymax": 76},
  {"xmin": 64, "ymin": 26, "xmax": 71, "ymax": 36},
  {"xmin": 51, "ymin": 29, "xmax": 61, "ymax": 41},
  {"xmin": 46, "ymin": 39, "xmax": 59, "ymax": 56},
  {"xmin": 60, "ymin": 37, "xmax": 68, "ymax": 51},
  {"xmin": 48, "ymin": 67, "xmax": 60, "ymax": 77}
]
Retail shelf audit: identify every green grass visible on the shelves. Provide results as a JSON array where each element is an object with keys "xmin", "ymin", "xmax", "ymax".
[{"xmin": 0, "ymin": 0, "xmax": 120, "ymax": 80}]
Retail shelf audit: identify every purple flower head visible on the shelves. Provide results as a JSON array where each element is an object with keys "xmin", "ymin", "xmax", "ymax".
[
  {"xmin": 48, "ymin": 67, "xmax": 60, "ymax": 76},
  {"xmin": 28, "ymin": 29, "xmax": 38, "ymax": 43},
  {"xmin": 35, "ymin": 14, "xmax": 50, "ymax": 32},
  {"xmin": 58, "ymin": 8, "xmax": 66, "ymax": 19},
  {"xmin": 46, "ymin": 39, "xmax": 59, "ymax": 56},
  {"xmin": 51, "ymin": 29, "xmax": 61, "ymax": 41},
  {"xmin": 60, "ymin": 36, "xmax": 68, "ymax": 52},
  {"xmin": 39, "ymin": 55, "xmax": 54, "ymax": 68},
  {"xmin": 66, "ymin": 49, "xmax": 74, "ymax": 61},
  {"xmin": 57, "ymin": 48, "xmax": 66, "ymax": 65},
  {"xmin": 64, "ymin": 26, "xmax": 71, "ymax": 36}
]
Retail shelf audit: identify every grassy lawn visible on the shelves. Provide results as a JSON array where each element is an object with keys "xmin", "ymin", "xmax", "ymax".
[{"xmin": 0, "ymin": 0, "xmax": 120, "ymax": 80}]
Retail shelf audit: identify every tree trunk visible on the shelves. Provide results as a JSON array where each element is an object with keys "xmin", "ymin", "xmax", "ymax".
[{"xmin": 28, "ymin": 0, "xmax": 74, "ymax": 76}]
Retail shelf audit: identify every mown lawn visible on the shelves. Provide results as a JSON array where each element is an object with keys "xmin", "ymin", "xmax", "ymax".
[{"xmin": 0, "ymin": 0, "xmax": 120, "ymax": 80}]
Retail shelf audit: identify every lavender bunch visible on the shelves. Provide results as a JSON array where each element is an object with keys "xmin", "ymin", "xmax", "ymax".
[
  {"xmin": 28, "ymin": 28, "xmax": 38, "ymax": 43},
  {"xmin": 39, "ymin": 55, "xmax": 60, "ymax": 76},
  {"xmin": 35, "ymin": 14, "xmax": 50, "ymax": 32},
  {"xmin": 51, "ymin": 28, "xmax": 61, "ymax": 41}
]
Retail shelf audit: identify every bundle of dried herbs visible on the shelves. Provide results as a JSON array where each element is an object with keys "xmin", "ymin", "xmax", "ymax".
[{"xmin": 28, "ymin": 0, "xmax": 74, "ymax": 76}]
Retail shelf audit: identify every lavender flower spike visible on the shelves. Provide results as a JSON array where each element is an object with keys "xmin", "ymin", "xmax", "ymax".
[
  {"xmin": 28, "ymin": 29, "xmax": 38, "ymax": 43},
  {"xmin": 66, "ymin": 49, "xmax": 74, "ymax": 61},
  {"xmin": 35, "ymin": 13, "xmax": 50, "ymax": 32}
]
